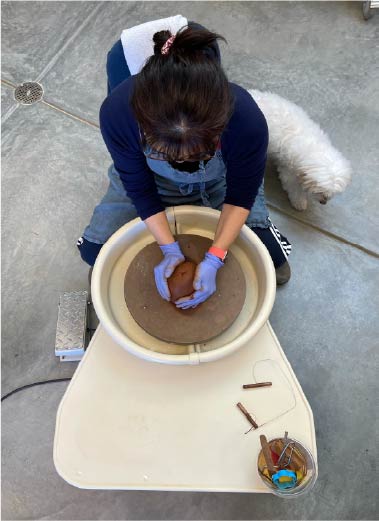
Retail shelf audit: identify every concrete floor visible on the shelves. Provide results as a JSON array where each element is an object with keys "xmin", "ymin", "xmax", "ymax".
[{"xmin": 1, "ymin": 1, "xmax": 378, "ymax": 519}]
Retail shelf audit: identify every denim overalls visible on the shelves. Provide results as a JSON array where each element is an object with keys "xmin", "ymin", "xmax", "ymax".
[{"xmin": 82, "ymin": 146, "xmax": 270, "ymax": 246}]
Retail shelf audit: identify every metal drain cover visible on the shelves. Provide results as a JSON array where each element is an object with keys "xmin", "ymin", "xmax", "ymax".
[{"xmin": 14, "ymin": 82, "xmax": 44, "ymax": 105}]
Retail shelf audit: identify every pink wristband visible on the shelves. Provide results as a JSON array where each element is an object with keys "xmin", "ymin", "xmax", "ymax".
[{"xmin": 208, "ymin": 246, "xmax": 228, "ymax": 262}]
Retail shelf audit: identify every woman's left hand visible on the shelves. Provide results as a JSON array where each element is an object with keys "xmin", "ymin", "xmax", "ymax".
[{"xmin": 175, "ymin": 252, "xmax": 224, "ymax": 309}]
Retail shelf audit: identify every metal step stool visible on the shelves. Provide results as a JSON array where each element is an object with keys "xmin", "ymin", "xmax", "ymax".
[
  {"xmin": 363, "ymin": 0, "xmax": 379, "ymax": 19},
  {"xmin": 55, "ymin": 290, "xmax": 99, "ymax": 362}
]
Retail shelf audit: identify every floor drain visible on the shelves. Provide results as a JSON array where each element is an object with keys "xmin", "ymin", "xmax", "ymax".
[{"xmin": 14, "ymin": 82, "xmax": 44, "ymax": 105}]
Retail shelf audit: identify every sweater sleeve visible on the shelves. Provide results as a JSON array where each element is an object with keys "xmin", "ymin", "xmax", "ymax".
[
  {"xmin": 223, "ymin": 86, "xmax": 269, "ymax": 210},
  {"xmin": 99, "ymin": 95, "xmax": 165, "ymax": 221}
]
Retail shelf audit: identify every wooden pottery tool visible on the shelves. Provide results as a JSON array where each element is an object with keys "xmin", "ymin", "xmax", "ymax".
[
  {"xmin": 259, "ymin": 435, "xmax": 276, "ymax": 474},
  {"xmin": 237, "ymin": 402, "xmax": 258, "ymax": 430},
  {"xmin": 243, "ymin": 382, "xmax": 272, "ymax": 389}
]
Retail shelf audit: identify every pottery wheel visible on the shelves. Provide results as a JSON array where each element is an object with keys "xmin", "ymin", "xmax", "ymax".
[{"xmin": 124, "ymin": 234, "xmax": 246, "ymax": 344}]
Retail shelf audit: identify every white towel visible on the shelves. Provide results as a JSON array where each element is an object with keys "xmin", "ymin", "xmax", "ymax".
[{"xmin": 121, "ymin": 15, "xmax": 188, "ymax": 75}]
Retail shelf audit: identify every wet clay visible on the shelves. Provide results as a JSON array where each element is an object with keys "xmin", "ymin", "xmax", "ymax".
[
  {"xmin": 124, "ymin": 234, "xmax": 246, "ymax": 344},
  {"xmin": 168, "ymin": 261, "xmax": 197, "ymax": 302}
]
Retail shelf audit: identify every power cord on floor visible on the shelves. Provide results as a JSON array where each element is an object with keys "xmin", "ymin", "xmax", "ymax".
[
  {"xmin": 2, "ymin": 326, "xmax": 98, "ymax": 402},
  {"xmin": 1, "ymin": 378, "xmax": 72, "ymax": 402}
]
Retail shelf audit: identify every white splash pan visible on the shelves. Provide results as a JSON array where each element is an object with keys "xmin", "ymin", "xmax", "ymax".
[{"xmin": 91, "ymin": 205, "xmax": 277, "ymax": 365}]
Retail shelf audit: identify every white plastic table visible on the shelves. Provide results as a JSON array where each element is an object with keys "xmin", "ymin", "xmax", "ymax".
[{"xmin": 54, "ymin": 321, "xmax": 317, "ymax": 492}]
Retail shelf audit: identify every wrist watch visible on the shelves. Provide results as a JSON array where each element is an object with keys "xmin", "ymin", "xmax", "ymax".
[{"xmin": 208, "ymin": 246, "xmax": 228, "ymax": 262}]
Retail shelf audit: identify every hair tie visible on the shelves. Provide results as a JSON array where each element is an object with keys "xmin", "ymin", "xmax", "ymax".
[{"xmin": 161, "ymin": 34, "xmax": 176, "ymax": 55}]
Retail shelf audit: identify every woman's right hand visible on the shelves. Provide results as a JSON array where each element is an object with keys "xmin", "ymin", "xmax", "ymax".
[{"xmin": 154, "ymin": 241, "xmax": 185, "ymax": 301}]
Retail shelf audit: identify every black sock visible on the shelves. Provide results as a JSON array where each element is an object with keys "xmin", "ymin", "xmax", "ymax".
[{"xmin": 250, "ymin": 222, "xmax": 292, "ymax": 269}]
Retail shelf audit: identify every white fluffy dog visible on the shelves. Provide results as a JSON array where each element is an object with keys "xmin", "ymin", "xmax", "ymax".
[{"xmin": 249, "ymin": 89, "xmax": 352, "ymax": 210}]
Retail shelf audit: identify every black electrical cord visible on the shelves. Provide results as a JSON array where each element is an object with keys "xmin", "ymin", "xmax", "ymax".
[
  {"xmin": 1, "ymin": 378, "xmax": 73, "ymax": 402},
  {"xmin": 1, "ymin": 326, "xmax": 99, "ymax": 402}
]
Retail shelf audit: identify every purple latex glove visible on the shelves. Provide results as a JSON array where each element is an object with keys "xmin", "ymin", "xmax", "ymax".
[
  {"xmin": 175, "ymin": 252, "xmax": 224, "ymax": 309},
  {"xmin": 154, "ymin": 241, "xmax": 185, "ymax": 301}
]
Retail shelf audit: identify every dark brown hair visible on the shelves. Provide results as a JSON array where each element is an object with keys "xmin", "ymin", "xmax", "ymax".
[{"xmin": 130, "ymin": 25, "xmax": 235, "ymax": 161}]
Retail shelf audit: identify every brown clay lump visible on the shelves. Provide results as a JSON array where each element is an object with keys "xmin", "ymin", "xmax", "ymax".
[{"xmin": 167, "ymin": 261, "xmax": 197, "ymax": 302}]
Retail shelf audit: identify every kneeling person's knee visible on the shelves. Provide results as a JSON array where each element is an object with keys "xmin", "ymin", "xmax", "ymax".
[{"xmin": 77, "ymin": 237, "xmax": 103, "ymax": 267}]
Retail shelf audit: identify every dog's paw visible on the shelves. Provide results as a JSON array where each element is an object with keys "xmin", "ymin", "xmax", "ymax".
[{"xmin": 288, "ymin": 194, "xmax": 308, "ymax": 211}]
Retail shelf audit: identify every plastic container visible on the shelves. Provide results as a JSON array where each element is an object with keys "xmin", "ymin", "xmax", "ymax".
[{"xmin": 257, "ymin": 437, "xmax": 317, "ymax": 497}]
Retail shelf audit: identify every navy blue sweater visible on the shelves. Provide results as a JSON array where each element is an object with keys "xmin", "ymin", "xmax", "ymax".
[{"xmin": 99, "ymin": 75, "xmax": 269, "ymax": 221}]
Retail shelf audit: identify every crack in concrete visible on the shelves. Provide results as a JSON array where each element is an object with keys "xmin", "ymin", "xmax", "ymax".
[
  {"xmin": 41, "ymin": 99, "xmax": 99, "ymax": 129},
  {"xmin": 34, "ymin": 2, "xmax": 104, "ymax": 84},
  {"xmin": 1, "ymin": 78, "xmax": 16, "ymax": 88}
]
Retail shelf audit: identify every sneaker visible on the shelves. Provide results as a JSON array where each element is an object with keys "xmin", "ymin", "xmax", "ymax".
[
  {"xmin": 250, "ymin": 219, "xmax": 292, "ymax": 285},
  {"xmin": 275, "ymin": 261, "xmax": 291, "ymax": 285},
  {"xmin": 268, "ymin": 219, "xmax": 292, "ymax": 261}
]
